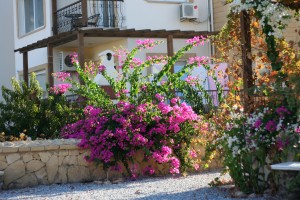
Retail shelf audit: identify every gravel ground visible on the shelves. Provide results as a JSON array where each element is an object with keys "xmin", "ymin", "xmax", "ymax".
[{"xmin": 0, "ymin": 171, "xmax": 265, "ymax": 200}]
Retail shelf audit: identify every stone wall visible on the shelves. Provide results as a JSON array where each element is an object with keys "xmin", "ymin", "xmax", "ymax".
[
  {"xmin": 0, "ymin": 139, "xmax": 222, "ymax": 190},
  {"xmin": 0, "ymin": 139, "xmax": 107, "ymax": 189}
]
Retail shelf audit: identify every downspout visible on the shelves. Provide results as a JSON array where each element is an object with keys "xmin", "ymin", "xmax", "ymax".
[
  {"xmin": 207, "ymin": 0, "xmax": 215, "ymax": 91},
  {"xmin": 208, "ymin": 0, "xmax": 215, "ymax": 57}
]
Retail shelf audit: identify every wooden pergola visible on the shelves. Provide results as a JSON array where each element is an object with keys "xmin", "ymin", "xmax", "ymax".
[{"xmin": 14, "ymin": 28, "xmax": 217, "ymax": 88}]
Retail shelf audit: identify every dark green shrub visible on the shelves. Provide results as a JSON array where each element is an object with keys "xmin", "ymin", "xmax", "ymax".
[{"xmin": 0, "ymin": 73, "xmax": 80, "ymax": 140}]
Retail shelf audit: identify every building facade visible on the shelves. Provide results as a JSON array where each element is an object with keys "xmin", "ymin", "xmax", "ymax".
[
  {"xmin": 13, "ymin": 0, "xmax": 215, "ymax": 96},
  {"xmin": 0, "ymin": 1, "xmax": 16, "ymax": 100}
]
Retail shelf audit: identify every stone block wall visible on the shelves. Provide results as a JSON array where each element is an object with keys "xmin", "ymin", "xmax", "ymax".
[
  {"xmin": 0, "ymin": 139, "xmax": 106, "ymax": 189},
  {"xmin": 0, "ymin": 139, "xmax": 222, "ymax": 189}
]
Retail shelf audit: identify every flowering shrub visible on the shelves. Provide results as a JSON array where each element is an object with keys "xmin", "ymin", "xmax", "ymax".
[
  {"xmin": 209, "ymin": 104, "xmax": 300, "ymax": 193},
  {"xmin": 62, "ymin": 96, "xmax": 200, "ymax": 176},
  {"xmin": 54, "ymin": 37, "xmax": 224, "ymax": 177}
]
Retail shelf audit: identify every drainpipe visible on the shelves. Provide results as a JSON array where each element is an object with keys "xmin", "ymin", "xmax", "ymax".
[{"xmin": 208, "ymin": 0, "xmax": 215, "ymax": 57}]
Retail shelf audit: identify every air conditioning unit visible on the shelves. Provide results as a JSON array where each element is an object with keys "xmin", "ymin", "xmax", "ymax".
[
  {"xmin": 58, "ymin": 51, "xmax": 77, "ymax": 71},
  {"xmin": 180, "ymin": 3, "xmax": 199, "ymax": 20}
]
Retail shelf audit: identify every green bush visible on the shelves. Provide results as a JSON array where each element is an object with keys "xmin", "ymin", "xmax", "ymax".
[{"xmin": 0, "ymin": 73, "xmax": 81, "ymax": 140}]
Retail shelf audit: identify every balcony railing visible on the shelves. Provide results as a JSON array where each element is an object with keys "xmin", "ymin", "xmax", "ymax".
[{"xmin": 53, "ymin": 0, "xmax": 125, "ymax": 34}]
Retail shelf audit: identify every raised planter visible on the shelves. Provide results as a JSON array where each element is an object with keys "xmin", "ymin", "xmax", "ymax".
[
  {"xmin": 0, "ymin": 139, "xmax": 222, "ymax": 189},
  {"xmin": 0, "ymin": 139, "xmax": 109, "ymax": 189}
]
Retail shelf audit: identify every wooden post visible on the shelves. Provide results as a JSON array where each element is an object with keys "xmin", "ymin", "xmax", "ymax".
[
  {"xmin": 240, "ymin": 10, "xmax": 253, "ymax": 112},
  {"xmin": 77, "ymin": 31, "xmax": 85, "ymax": 69},
  {"xmin": 23, "ymin": 52, "xmax": 29, "ymax": 86},
  {"xmin": 81, "ymin": 0, "xmax": 88, "ymax": 27},
  {"xmin": 52, "ymin": 0, "xmax": 57, "ymax": 35},
  {"xmin": 47, "ymin": 44, "xmax": 54, "ymax": 87},
  {"xmin": 167, "ymin": 34, "xmax": 174, "ymax": 73}
]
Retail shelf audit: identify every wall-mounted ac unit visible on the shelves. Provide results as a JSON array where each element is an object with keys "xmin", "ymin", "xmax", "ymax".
[
  {"xmin": 180, "ymin": 3, "xmax": 199, "ymax": 20},
  {"xmin": 58, "ymin": 51, "xmax": 77, "ymax": 71}
]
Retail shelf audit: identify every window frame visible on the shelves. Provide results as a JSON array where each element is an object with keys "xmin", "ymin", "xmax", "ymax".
[{"xmin": 17, "ymin": 0, "xmax": 46, "ymax": 38}]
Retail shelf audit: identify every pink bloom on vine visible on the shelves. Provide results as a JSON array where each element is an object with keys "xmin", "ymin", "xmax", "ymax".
[
  {"xmin": 49, "ymin": 84, "xmax": 71, "ymax": 94},
  {"xmin": 130, "ymin": 58, "xmax": 143, "ymax": 68},
  {"xmin": 185, "ymin": 76, "xmax": 198, "ymax": 86},
  {"xmin": 170, "ymin": 98, "xmax": 178, "ymax": 104},
  {"xmin": 276, "ymin": 106, "xmax": 291, "ymax": 118},
  {"xmin": 70, "ymin": 52, "xmax": 78, "ymax": 64},
  {"xmin": 186, "ymin": 36, "xmax": 207, "ymax": 46},
  {"xmin": 169, "ymin": 157, "xmax": 180, "ymax": 174},
  {"xmin": 155, "ymin": 93, "xmax": 164, "ymax": 102},
  {"xmin": 141, "ymin": 85, "xmax": 147, "ymax": 91},
  {"xmin": 295, "ymin": 127, "xmax": 300, "ymax": 134},
  {"xmin": 253, "ymin": 119, "xmax": 262, "ymax": 129},
  {"xmin": 194, "ymin": 163, "xmax": 200, "ymax": 171},
  {"xmin": 136, "ymin": 39, "xmax": 155, "ymax": 49},
  {"xmin": 188, "ymin": 56, "xmax": 210, "ymax": 66},
  {"xmin": 52, "ymin": 72, "xmax": 71, "ymax": 82},
  {"xmin": 98, "ymin": 65, "xmax": 106, "ymax": 72},
  {"xmin": 265, "ymin": 120, "xmax": 276, "ymax": 132},
  {"xmin": 160, "ymin": 80, "xmax": 166, "ymax": 85},
  {"xmin": 189, "ymin": 150, "xmax": 197, "ymax": 158},
  {"xmin": 161, "ymin": 146, "xmax": 172, "ymax": 156}
]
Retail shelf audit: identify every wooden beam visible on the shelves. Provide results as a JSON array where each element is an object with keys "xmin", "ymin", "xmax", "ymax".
[
  {"xmin": 167, "ymin": 34, "xmax": 174, "ymax": 73},
  {"xmin": 240, "ymin": 10, "xmax": 253, "ymax": 112},
  {"xmin": 81, "ymin": 0, "xmax": 88, "ymax": 27},
  {"xmin": 23, "ymin": 52, "xmax": 29, "ymax": 86},
  {"xmin": 77, "ymin": 31, "xmax": 85, "ymax": 69},
  {"xmin": 47, "ymin": 44, "xmax": 54, "ymax": 88},
  {"xmin": 52, "ymin": 0, "xmax": 58, "ymax": 35}
]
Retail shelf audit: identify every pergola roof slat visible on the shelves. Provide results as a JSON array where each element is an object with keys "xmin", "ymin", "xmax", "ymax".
[{"xmin": 15, "ymin": 28, "xmax": 218, "ymax": 53}]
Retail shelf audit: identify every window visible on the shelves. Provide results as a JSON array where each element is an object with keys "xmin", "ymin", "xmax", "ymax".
[{"xmin": 18, "ymin": 0, "xmax": 44, "ymax": 36}]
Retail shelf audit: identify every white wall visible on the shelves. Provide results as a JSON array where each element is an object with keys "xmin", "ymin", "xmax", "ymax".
[
  {"xmin": 13, "ymin": 0, "xmax": 53, "ymax": 72},
  {"xmin": 125, "ymin": 0, "xmax": 209, "ymax": 31},
  {"xmin": 0, "ymin": 1, "xmax": 16, "ymax": 100}
]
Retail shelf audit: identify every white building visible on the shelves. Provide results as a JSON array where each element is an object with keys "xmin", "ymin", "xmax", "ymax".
[
  {"xmin": 0, "ymin": 1, "xmax": 16, "ymax": 100},
  {"xmin": 13, "ymin": 0, "xmax": 215, "ymax": 97}
]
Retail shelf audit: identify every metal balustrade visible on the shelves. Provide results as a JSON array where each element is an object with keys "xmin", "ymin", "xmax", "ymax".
[{"xmin": 53, "ymin": 0, "xmax": 125, "ymax": 34}]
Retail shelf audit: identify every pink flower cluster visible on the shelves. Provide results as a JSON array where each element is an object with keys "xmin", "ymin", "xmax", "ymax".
[
  {"xmin": 52, "ymin": 72, "xmax": 71, "ymax": 81},
  {"xmin": 61, "ymin": 95, "xmax": 199, "ymax": 176},
  {"xmin": 98, "ymin": 65, "xmax": 106, "ymax": 72},
  {"xmin": 185, "ymin": 76, "xmax": 199, "ymax": 86},
  {"xmin": 49, "ymin": 84, "xmax": 71, "ymax": 94},
  {"xmin": 136, "ymin": 39, "xmax": 155, "ymax": 50},
  {"xmin": 188, "ymin": 56, "xmax": 210, "ymax": 67},
  {"xmin": 186, "ymin": 36, "xmax": 207, "ymax": 46}
]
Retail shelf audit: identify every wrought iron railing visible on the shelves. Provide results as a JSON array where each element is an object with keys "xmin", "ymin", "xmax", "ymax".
[{"xmin": 53, "ymin": 0, "xmax": 125, "ymax": 34}]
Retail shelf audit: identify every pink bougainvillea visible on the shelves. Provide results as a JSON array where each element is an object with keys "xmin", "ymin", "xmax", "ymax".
[{"xmin": 61, "ymin": 95, "xmax": 199, "ymax": 176}]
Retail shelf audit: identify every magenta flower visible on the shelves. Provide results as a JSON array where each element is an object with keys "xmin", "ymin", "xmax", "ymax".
[
  {"xmin": 189, "ymin": 150, "xmax": 197, "ymax": 158},
  {"xmin": 52, "ymin": 72, "xmax": 71, "ymax": 81},
  {"xmin": 265, "ymin": 120, "xmax": 276, "ymax": 132},
  {"xmin": 170, "ymin": 98, "xmax": 178, "ymax": 104},
  {"xmin": 136, "ymin": 39, "xmax": 155, "ymax": 49},
  {"xmin": 188, "ymin": 56, "xmax": 210, "ymax": 66},
  {"xmin": 186, "ymin": 36, "xmax": 207, "ymax": 46},
  {"xmin": 49, "ymin": 84, "xmax": 71, "ymax": 94},
  {"xmin": 194, "ymin": 163, "xmax": 200, "ymax": 171},
  {"xmin": 185, "ymin": 76, "xmax": 198, "ymax": 86},
  {"xmin": 98, "ymin": 65, "xmax": 106, "ymax": 72},
  {"xmin": 253, "ymin": 119, "xmax": 262, "ymax": 129},
  {"xmin": 155, "ymin": 93, "xmax": 164, "ymax": 102},
  {"xmin": 276, "ymin": 106, "xmax": 291, "ymax": 118}
]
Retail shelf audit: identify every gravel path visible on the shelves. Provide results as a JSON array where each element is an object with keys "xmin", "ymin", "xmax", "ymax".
[{"xmin": 0, "ymin": 171, "xmax": 265, "ymax": 200}]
